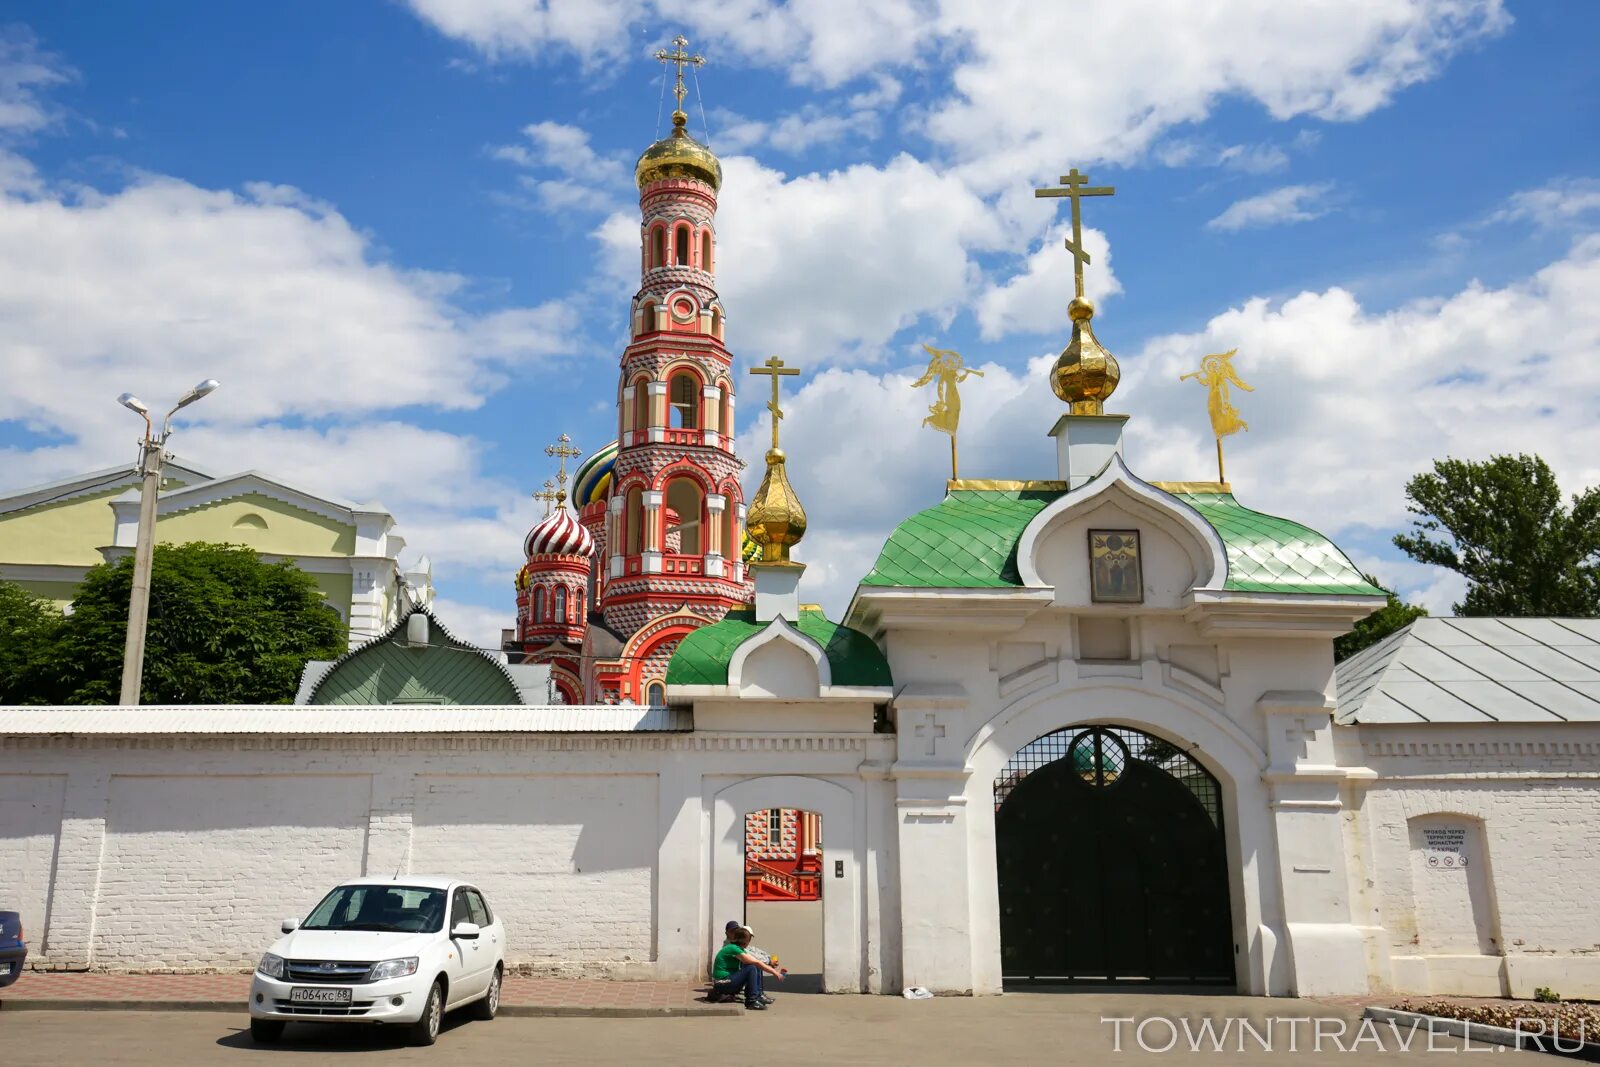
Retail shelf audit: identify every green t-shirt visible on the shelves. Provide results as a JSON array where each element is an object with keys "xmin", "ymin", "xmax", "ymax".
[{"xmin": 712, "ymin": 942, "xmax": 748, "ymax": 980}]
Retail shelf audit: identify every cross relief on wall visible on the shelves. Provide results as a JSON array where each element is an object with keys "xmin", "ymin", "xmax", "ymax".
[
  {"xmin": 1284, "ymin": 716, "xmax": 1316, "ymax": 761},
  {"xmin": 913, "ymin": 712, "xmax": 946, "ymax": 757}
]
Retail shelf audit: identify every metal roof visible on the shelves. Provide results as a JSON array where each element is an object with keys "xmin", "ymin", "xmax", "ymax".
[
  {"xmin": 1336, "ymin": 617, "xmax": 1600, "ymax": 724},
  {"xmin": 0, "ymin": 704, "xmax": 692, "ymax": 735}
]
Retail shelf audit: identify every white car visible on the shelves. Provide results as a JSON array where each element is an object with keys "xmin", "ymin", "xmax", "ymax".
[{"xmin": 248, "ymin": 876, "xmax": 506, "ymax": 1046}]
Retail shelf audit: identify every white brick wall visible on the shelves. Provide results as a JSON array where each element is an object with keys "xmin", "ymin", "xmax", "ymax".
[
  {"xmin": 411, "ymin": 774, "xmax": 656, "ymax": 961},
  {"xmin": 94, "ymin": 775, "xmax": 369, "ymax": 968},
  {"xmin": 0, "ymin": 773, "xmax": 64, "ymax": 951}
]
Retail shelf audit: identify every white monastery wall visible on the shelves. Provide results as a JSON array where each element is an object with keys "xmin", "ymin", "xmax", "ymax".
[
  {"xmin": 0, "ymin": 773, "xmax": 65, "ymax": 950},
  {"xmin": 0, "ymin": 730, "xmax": 899, "ymax": 989},
  {"xmin": 1350, "ymin": 724, "xmax": 1600, "ymax": 999}
]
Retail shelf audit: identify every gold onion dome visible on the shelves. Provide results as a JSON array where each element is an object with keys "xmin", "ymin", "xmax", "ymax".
[
  {"xmin": 745, "ymin": 448, "xmax": 806, "ymax": 564},
  {"xmin": 635, "ymin": 110, "xmax": 722, "ymax": 191},
  {"xmin": 1051, "ymin": 296, "xmax": 1121, "ymax": 414}
]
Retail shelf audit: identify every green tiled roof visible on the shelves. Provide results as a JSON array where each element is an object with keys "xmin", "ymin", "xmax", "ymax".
[
  {"xmin": 666, "ymin": 608, "xmax": 893, "ymax": 687},
  {"xmin": 860, "ymin": 487, "xmax": 1382, "ymax": 597}
]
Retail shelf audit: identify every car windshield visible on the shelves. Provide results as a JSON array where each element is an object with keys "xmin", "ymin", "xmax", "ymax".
[{"xmin": 301, "ymin": 885, "xmax": 447, "ymax": 933}]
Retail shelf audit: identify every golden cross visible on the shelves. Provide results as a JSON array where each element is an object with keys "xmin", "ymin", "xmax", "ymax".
[
  {"xmin": 654, "ymin": 34, "xmax": 705, "ymax": 115},
  {"xmin": 533, "ymin": 479, "xmax": 560, "ymax": 516},
  {"xmin": 544, "ymin": 433, "xmax": 581, "ymax": 505},
  {"xmin": 1034, "ymin": 167, "xmax": 1116, "ymax": 300},
  {"xmin": 749, "ymin": 355, "xmax": 800, "ymax": 451}
]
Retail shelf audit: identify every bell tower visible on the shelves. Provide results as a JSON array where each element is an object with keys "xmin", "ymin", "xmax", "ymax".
[{"xmin": 586, "ymin": 36, "xmax": 750, "ymax": 703}]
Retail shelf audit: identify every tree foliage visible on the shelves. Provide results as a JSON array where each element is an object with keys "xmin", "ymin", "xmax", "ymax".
[
  {"xmin": 1335, "ymin": 574, "xmax": 1428, "ymax": 662},
  {"xmin": 0, "ymin": 581, "xmax": 64, "ymax": 703},
  {"xmin": 6, "ymin": 543, "xmax": 346, "ymax": 705},
  {"xmin": 1394, "ymin": 454, "xmax": 1600, "ymax": 617}
]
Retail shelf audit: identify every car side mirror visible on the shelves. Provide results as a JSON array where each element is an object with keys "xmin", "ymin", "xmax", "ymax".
[
  {"xmin": 281, "ymin": 918, "xmax": 299, "ymax": 934},
  {"xmin": 451, "ymin": 921, "xmax": 481, "ymax": 940}
]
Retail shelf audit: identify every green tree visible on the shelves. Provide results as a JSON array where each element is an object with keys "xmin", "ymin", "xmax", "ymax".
[
  {"xmin": 1335, "ymin": 574, "xmax": 1428, "ymax": 662},
  {"xmin": 0, "ymin": 580, "xmax": 64, "ymax": 703},
  {"xmin": 1394, "ymin": 454, "xmax": 1600, "ymax": 617},
  {"xmin": 33, "ymin": 542, "xmax": 346, "ymax": 704}
]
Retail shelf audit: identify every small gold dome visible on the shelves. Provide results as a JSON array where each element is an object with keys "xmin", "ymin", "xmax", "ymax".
[
  {"xmin": 635, "ymin": 111, "xmax": 722, "ymax": 191},
  {"xmin": 745, "ymin": 448, "xmax": 806, "ymax": 564},
  {"xmin": 1051, "ymin": 297, "xmax": 1121, "ymax": 414}
]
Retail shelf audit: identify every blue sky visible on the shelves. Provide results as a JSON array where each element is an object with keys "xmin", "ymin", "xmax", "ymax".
[{"xmin": 2, "ymin": 1, "xmax": 1598, "ymax": 644}]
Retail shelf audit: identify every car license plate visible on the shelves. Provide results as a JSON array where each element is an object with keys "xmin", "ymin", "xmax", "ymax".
[{"xmin": 290, "ymin": 986, "xmax": 353, "ymax": 1004}]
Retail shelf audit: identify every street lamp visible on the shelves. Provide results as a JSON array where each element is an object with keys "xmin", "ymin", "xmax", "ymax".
[{"xmin": 116, "ymin": 379, "xmax": 220, "ymax": 706}]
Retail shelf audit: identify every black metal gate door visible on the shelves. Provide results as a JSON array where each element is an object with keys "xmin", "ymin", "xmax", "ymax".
[{"xmin": 995, "ymin": 726, "xmax": 1234, "ymax": 984}]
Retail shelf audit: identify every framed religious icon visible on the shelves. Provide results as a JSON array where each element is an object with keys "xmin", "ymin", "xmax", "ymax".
[{"xmin": 1089, "ymin": 529, "xmax": 1143, "ymax": 603}]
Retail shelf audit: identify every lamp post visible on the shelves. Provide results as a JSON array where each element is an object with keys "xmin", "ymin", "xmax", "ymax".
[{"xmin": 116, "ymin": 379, "xmax": 219, "ymax": 706}]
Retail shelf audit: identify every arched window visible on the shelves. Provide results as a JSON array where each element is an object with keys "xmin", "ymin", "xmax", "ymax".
[
  {"xmin": 651, "ymin": 227, "xmax": 665, "ymax": 268},
  {"xmin": 669, "ymin": 371, "xmax": 700, "ymax": 429},
  {"xmin": 625, "ymin": 486, "xmax": 645, "ymax": 554},
  {"xmin": 645, "ymin": 681, "xmax": 666, "ymax": 706},
  {"xmin": 665, "ymin": 477, "xmax": 704, "ymax": 555},
  {"xmin": 631, "ymin": 376, "xmax": 650, "ymax": 431},
  {"xmin": 700, "ymin": 229, "xmax": 712, "ymax": 271},
  {"xmin": 710, "ymin": 306, "xmax": 723, "ymax": 340},
  {"xmin": 718, "ymin": 382, "xmax": 731, "ymax": 435},
  {"xmin": 532, "ymin": 587, "xmax": 546, "ymax": 622},
  {"xmin": 675, "ymin": 224, "xmax": 690, "ymax": 266},
  {"xmin": 553, "ymin": 586, "xmax": 567, "ymax": 623},
  {"xmin": 724, "ymin": 493, "xmax": 738, "ymax": 562}
]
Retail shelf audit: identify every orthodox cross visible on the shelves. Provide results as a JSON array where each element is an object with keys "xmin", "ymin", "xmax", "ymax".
[
  {"xmin": 533, "ymin": 479, "xmax": 560, "ymax": 516},
  {"xmin": 654, "ymin": 34, "xmax": 704, "ymax": 114},
  {"xmin": 544, "ymin": 433, "xmax": 581, "ymax": 505},
  {"xmin": 749, "ymin": 356, "xmax": 799, "ymax": 451},
  {"xmin": 1034, "ymin": 167, "xmax": 1116, "ymax": 300}
]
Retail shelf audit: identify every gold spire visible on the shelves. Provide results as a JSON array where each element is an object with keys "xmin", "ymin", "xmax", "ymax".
[
  {"xmin": 637, "ymin": 36, "xmax": 722, "ymax": 190},
  {"xmin": 745, "ymin": 356, "xmax": 806, "ymax": 564},
  {"xmin": 1180, "ymin": 349, "xmax": 1254, "ymax": 483},
  {"xmin": 544, "ymin": 433, "xmax": 581, "ymax": 507},
  {"xmin": 1035, "ymin": 167, "xmax": 1120, "ymax": 414}
]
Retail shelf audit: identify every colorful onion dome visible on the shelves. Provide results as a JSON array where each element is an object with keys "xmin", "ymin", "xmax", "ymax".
[
  {"xmin": 740, "ymin": 527, "xmax": 761, "ymax": 563},
  {"xmin": 572, "ymin": 440, "xmax": 618, "ymax": 506},
  {"xmin": 525, "ymin": 506, "xmax": 595, "ymax": 558}
]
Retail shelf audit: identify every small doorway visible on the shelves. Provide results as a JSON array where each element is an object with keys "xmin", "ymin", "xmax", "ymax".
[
  {"xmin": 743, "ymin": 808, "xmax": 823, "ymax": 993},
  {"xmin": 994, "ymin": 725, "xmax": 1234, "ymax": 985}
]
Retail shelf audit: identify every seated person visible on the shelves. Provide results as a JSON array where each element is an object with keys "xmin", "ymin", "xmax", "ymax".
[{"xmin": 710, "ymin": 927, "xmax": 783, "ymax": 1010}]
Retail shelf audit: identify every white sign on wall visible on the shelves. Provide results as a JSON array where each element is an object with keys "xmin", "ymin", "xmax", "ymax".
[{"xmin": 1421, "ymin": 825, "xmax": 1469, "ymax": 870}]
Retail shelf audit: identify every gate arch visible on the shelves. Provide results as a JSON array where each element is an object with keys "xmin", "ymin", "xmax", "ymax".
[{"xmin": 994, "ymin": 724, "xmax": 1234, "ymax": 984}]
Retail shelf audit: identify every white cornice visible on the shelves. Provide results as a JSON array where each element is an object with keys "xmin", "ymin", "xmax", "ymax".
[
  {"xmin": 0, "ymin": 459, "xmax": 215, "ymax": 516},
  {"xmin": 846, "ymin": 586, "xmax": 1053, "ymax": 638}
]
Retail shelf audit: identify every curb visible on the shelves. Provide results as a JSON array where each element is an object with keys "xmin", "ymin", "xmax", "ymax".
[
  {"xmin": 0, "ymin": 998, "xmax": 743, "ymax": 1019},
  {"xmin": 1364, "ymin": 1006, "xmax": 1600, "ymax": 1061}
]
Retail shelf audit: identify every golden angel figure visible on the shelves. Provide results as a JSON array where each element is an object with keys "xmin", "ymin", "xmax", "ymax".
[
  {"xmin": 911, "ymin": 343, "xmax": 984, "ymax": 437},
  {"xmin": 1180, "ymin": 349, "xmax": 1253, "ymax": 439}
]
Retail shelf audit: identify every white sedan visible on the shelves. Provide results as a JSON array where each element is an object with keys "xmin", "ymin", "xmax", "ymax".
[{"xmin": 248, "ymin": 876, "xmax": 506, "ymax": 1046}]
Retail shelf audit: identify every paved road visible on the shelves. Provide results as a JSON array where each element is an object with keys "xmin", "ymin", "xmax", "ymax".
[{"xmin": 1, "ymin": 993, "xmax": 1533, "ymax": 1064}]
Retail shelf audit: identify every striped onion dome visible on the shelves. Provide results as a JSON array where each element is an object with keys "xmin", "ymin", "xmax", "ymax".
[
  {"xmin": 571, "ymin": 440, "xmax": 618, "ymax": 507},
  {"xmin": 524, "ymin": 506, "xmax": 595, "ymax": 558}
]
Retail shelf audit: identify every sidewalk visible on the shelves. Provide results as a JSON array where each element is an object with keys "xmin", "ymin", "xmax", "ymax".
[{"xmin": 0, "ymin": 971, "xmax": 739, "ymax": 1018}]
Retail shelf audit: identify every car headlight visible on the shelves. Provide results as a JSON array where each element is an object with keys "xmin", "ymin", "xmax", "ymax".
[
  {"xmin": 368, "ymin": 957, "xmax": 419, "ymax": 982},
  {"xmin": 257, "ymin": 952, "xmax": 286, "ymax": 980}
]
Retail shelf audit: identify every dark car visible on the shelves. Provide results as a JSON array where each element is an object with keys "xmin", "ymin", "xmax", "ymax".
[{"xmin": 0, "ymin": 911, "xmax": 25, "ymax": 988}]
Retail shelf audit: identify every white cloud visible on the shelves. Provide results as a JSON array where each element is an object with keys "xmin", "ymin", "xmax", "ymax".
[
  {"xmin": 1487, "ymin": 177, "xmax": 1600, "ymax": 230},
  {"xmin": 430, "ymin": 596, "xmax": 518, "ymax": 651},
  {"xmin": 0, "ymin": 29, "xmax": 72, "ymax": 135},
  {"xmin": 491, "ymin": 120, "xmax": 629, "ymax": 212},
  {"xmin": 411, "ymin": 1, "xmax": 1505, "ymax": 190},
  {"xmin": 597, "ymin": 153, "xmax": 1002, "ymax": 363},
  {"xmin": 976, "ymin": 223, "xmax": 1121, "ymax": 340},
  {"xmin": 711, "ymin": 105, "xmax": 880, "ymax": 155},
  {"xmin": 1207, "ymin": 183, "xmax": 1334, "ymax": 231},
  {"xmin": 0, "ymin": 172, "xmax": 578, "ymax": 455},
  {"xmin": 931, "ymin": 0, "xmax": 1508, "ymax": 190}
]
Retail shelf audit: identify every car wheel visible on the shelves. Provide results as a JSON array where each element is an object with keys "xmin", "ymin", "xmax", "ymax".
[
  {"xmin": 249, "ymin": 1018, "xmax": 285, "ymax": 1044},
  {"xmin": 408, "ymin": 980, "xmax": 444, "ymax": 1047},
  {"xmin": 473, "ymin": 966, "xmax": 502, "ymax": 1021}
]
